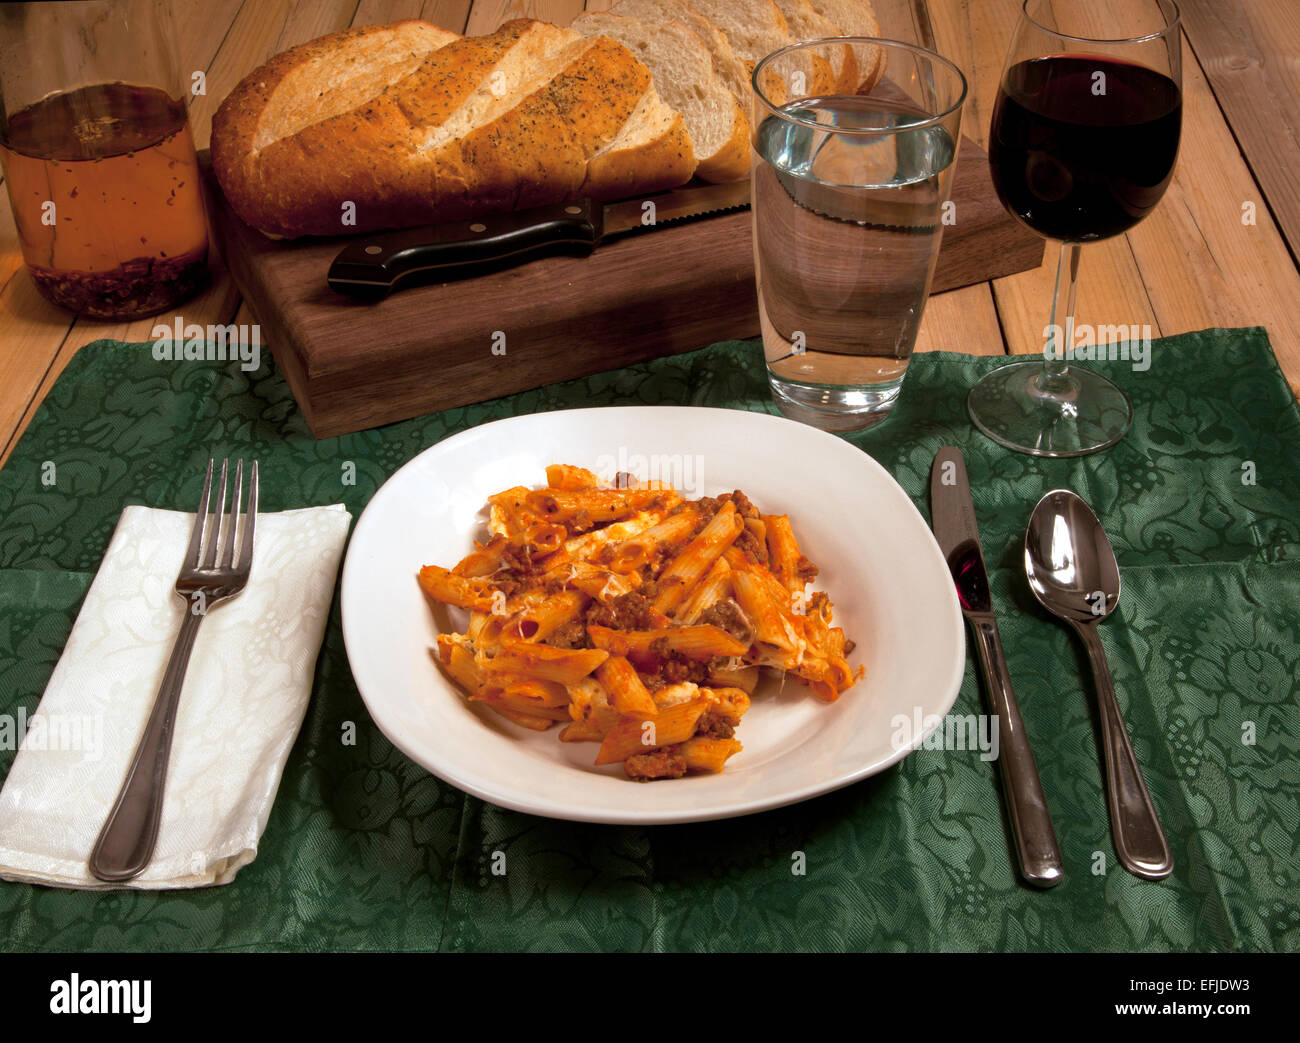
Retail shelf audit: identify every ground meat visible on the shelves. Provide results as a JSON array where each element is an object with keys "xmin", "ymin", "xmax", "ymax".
[
  {"xmin": 639, "ymin": 670, "xmax": 668, "ymax": 691},
  {"xmin": 795, "ymin": 555, "xmax": 819, "ymax": 583},
  {"xmin": 539, "ymin": 572, "xmax": 570, "ymax": 596},
  {"xmin": 729, "ymin": 490, "xmax": 759, "ymax": 519},
  {"xmin": 546, "ymin": 619, "xmax": 588, "ymax": 649},
  {"xmin": 488, "ymin": 573, "xmax": 526, "ymax": 598},
  {"xmin": 733, "ymin": 526, "xmax": 768, "ymax": 564},
  {"xmin": 624, "ymin": 746, "xmax": 688, "ymax": 781},
  {"xmin": 698, "ymin": 598, "xmax": 754, "ymax": 645},
  {"xmin": 586, "ymin": 590, "xmax": 657, "ymax": 630},
  {"xmin": 695, "ymin": 709, "xmax": 736, "ymax": 740},
  {"xmin": 696, "ymin": 496, "xmax": 723, "ymax": 522},
  {"xmin": 660, "ymin": 654, "xmax": 710, "ymax": 684},
  {"xmin": 499, "ymin": 547, "xmax": 534, "ymax": 572}
]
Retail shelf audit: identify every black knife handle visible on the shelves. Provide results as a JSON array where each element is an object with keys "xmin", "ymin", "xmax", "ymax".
[{"xmin": 327, "ymin": 200, "xmax": 602, "ymax": 300}]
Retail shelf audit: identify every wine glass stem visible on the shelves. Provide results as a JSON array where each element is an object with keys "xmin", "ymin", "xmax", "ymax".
[{"xmin": 1043, "ymin": 240, "xmax": 1083, "ymax": 389}]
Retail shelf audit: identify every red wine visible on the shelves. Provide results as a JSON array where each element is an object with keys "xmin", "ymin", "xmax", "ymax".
[{"xmin": 989, "ymin": 55, "xmax": 1181, "ymax": 242}]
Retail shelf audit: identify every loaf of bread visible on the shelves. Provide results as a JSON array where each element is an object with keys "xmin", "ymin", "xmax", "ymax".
[
  {"xmin": 212, "ymin": 18, "xmax": 695, "ymax": 237},
  {"xmin": 212, "ymin": 3, "xmax": 886, "ymax": 239}
]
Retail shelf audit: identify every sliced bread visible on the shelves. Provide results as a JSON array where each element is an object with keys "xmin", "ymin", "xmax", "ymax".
[
  {"xmin": 805, "ymin": 0, "xmax": 886, "ymax": 89},
  {"xmin": 771, "ymin": 0, "xmax": 859, "ymax": 92},
  {"xmin": 610, "ymin": 0, "xmax": 753, "ymax": 117},
  {"xmin": 572, "ymin": 11, "xmax": 749, "ymax": 181}
]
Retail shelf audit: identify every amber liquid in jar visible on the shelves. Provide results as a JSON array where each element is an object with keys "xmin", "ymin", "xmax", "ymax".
[{"xmin": 0, "ymin": 82, "xmax": 208, "ymax": 318}]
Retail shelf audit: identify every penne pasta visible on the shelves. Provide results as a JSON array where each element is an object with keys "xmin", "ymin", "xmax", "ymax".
[
  {"xmin": 587, "ymin": 623, "xmax": 748, "ymax": 662},
  {"xmin": 678, "ymin": 736, "xmax": 743, "ymax": 773},
  {"xmin": 419, "ymin": 467, "xmax": 859, "ymax": 780},
  {"xmin": 595, "ymin": 655, "xmax": 659, "ymax": 718},
  {"xmin": 481, "ymin": 644, "xmax": 609, "ymax": 685},
  {"xmin": 674, "ymin": 557, "xmax": 732, "ymax": 624},
  {"xmin": 594, "ymin": 700, "xmax": 707, "ymax": 765},
  {"xmin": 545, "ymin": 464, "xmax": 601, "ymax": 490},
  {"xmin": 419, "ymin": 565, "xmax": 499, "ymax": 612},
  {"xmin": 653, "ymin": 500, "xmax": 744, "ymax": 615}
]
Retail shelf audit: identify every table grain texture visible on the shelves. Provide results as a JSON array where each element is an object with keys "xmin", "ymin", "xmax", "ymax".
[{"xmin": 1, "ymin": 0, "xmax": 1297, "ymax": 466}]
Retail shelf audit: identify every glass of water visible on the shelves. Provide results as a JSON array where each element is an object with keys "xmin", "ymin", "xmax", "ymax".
[{"xmin": 751, "ymin": 39, "xmax": 967, "ymax": 431}]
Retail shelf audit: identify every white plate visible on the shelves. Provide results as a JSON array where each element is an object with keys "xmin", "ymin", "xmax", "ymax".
[{"xmin": 341, "ymin": 406, "xmax": 964, "ymax": 824}]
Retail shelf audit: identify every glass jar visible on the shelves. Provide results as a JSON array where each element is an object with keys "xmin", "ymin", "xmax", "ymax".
[{"xmin": 0, "ymin": 0, "xmax": 208, "ymax": 319}]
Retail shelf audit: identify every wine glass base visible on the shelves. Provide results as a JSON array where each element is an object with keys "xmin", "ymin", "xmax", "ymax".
[{"xmin": 967, "ymin": 361, "xmax": 1133, "ymax": 458}]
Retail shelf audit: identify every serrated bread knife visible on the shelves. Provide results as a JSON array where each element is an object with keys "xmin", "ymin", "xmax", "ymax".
[
  {"xmin": 930, "ymin": 446, "xmax": 1064, "ymax": 889},
  {"xmin": 327, "ymin": 180, "xmax": 751, "ymax": 300}
]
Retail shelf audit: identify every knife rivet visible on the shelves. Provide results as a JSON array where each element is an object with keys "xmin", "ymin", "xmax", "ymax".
[
  {"xmin": 364, "ymin": 245, "xmax": 382, "ymax": 255},
  {"xmin": 564, "ymin": 206, "xmax": 582, "ymax": 215},
  {"xmin": 470, "ymin": 223, "xmax": 487, "ymax": 233}
]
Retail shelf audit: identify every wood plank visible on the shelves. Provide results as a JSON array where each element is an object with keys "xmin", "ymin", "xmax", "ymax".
[
  {"xmin": 464, "ymin": 0, "xmax": 586, "ymax": 35},
  {"xmin": 868, "ymin": 0, "xmax": 925, "ymax": 45},
  {"xmin": 420, "ymin": 0, "xmax": 474, "ymax": 31},
  {"xmin": 1126, "ymin": 38, "xmax": 1300, "ymax": 396},
  {"xmin": 171, "ymin": 0, "xmax": 248, "ymax": 132},
  {"xmin": 352, "ymin": 0, "xmax": 427, "ymax": 25},
  {"xmin": 185, "ymin": 0, "xmax": 295, "ymax": 152},
  {"xmin": 914, "ymin": 284, "xmax": 1004, "ymax": 356},
  {"xmin": 1178, "ymin": 0, "xmax": 1300, "ymax": 263},
  {"xmin": 351, "ymin": 0, "xmax": 472, "ymax": 32},
  {"xmin": 0, "ymin": 194, "xmax": 75, "ymax": 466}
]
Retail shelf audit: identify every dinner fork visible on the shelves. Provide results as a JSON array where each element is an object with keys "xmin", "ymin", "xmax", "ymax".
[{"xmin": 89, "ymin": 459, "xmax": 258, "ymax": 882}]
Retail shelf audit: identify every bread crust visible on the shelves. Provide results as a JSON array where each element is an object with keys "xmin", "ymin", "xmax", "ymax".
[
  {"xmin": 212, "ymin": 19, "xmax": 696, "ymax": 237},
  {"xmin": 693, "ymin": 93, "xmax": 750, "ymax": 182}
]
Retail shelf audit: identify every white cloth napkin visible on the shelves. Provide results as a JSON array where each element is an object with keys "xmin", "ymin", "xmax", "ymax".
[{"xmin": 0, "ymin": 503, "xmax": 351, "ymax": 889}]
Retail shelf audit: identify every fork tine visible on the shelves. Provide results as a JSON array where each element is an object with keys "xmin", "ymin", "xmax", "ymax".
[
  {"xmin": 186, "ymin": 459, "xmax": 214, "ymax": 569},
  {"xmin": 239, "ymin": 460, "xmax": 258, "ymax": 572},
  {"xmin": 203, "ymin": 459, "xmax": 228, "ymax": 569},
  {"xmin": 219, "ymin": 460, "xmax": 244, "ymax": 570}
]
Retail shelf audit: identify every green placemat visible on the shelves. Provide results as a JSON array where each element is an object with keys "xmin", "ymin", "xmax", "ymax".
[{"xmin": 1, "ymin": 328, "xmax": 1297, "ymax": 952}]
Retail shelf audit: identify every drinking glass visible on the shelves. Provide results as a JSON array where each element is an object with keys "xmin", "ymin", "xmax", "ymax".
[
  {"xmin": 967, "ymin": 0, "xmax": 1182, "ymax": 456},
  {"xmin": 751, "ymin": 39, "xmax": 966, "ymax": 432},
  {"xmin": 0, "ymin": 0, "xmax": 208, "ymax": 319}
]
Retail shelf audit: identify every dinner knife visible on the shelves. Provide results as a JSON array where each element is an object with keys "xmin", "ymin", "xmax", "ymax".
[
  {"xmin": 327, "ymin": 180, "xmax": 751, "ymax": 300},
  {"xmin": 929, "ymin": 446, "xmax": 1064, "ymax": 889}
]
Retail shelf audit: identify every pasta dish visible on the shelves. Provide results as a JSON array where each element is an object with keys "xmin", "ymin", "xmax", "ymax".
[{"xmin": 418, "ymin": 464, "xmax": 860, "ymax": 780}]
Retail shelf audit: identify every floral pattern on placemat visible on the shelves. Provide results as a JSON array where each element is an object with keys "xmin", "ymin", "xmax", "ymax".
[{"xmin": 0, "ymin": 327, "xmax": 1297, "ymax": 951}]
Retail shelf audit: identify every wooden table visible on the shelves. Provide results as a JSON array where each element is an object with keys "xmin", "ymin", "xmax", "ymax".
[{"xmin": 3, "ymin": 0, "xmax": 1298, "ymax": 466}]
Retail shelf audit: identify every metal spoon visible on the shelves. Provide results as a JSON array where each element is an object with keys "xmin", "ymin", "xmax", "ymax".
[{"xmin": 1024, "ymin": 490, "xmax": 1173, "ymax": 881}]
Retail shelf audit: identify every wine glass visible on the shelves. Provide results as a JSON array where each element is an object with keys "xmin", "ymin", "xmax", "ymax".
[{"xmin": 967, "ymin": 0, "xmax": 1182, "ymax": 456}]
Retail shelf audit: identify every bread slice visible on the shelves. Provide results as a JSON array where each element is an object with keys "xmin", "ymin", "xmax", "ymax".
[
  {"xmin": 805, "ymin": 0, "xmax": 886, "ymax": 89},
  {"xmin": 572, "ymin": 11, "xmax": 748, "ymax": 182},
  {"xmin": 217, "ymin": 20, "xmax": 460, "ymax": 156},
  {"xmin": 685, "ymin": 0, "xmax": 841, "ymax": 101},
  {"xmin": 771, "ymin": 0, "xmax": 858, "ymax": 92},
  {"xmin": 610, "ymin": 0, "xmax": 754, "ymax": 116},
  {"xmin": 212, "ymin": 19, "xmax": 695, "ymax": 236}
]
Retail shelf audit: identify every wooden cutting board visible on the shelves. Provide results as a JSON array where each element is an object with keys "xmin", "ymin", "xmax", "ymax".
[{"xmin": 202, "ymin": 139, "xmax": 1041, "ymax": 439}]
